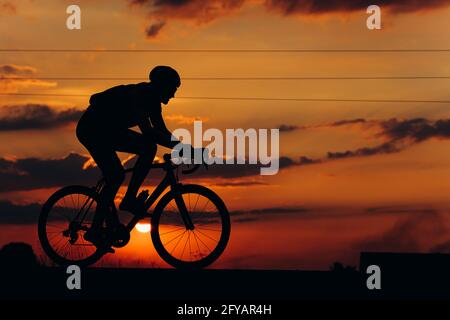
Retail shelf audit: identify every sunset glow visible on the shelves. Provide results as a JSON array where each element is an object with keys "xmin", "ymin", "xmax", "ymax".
[{"xmin": 1, "ymin": 0, "xmax": 450, "ymax": 270}]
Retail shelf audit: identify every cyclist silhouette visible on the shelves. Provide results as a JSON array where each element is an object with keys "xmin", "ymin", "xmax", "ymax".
[{"xmin": 76, "ymin": 66, "xmax": 187, "ymax": 246}]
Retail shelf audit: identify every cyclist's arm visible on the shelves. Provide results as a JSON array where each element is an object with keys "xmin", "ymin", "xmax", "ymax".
[{"xmin": 141, "ymin": 114, "xmax": 180, "ymax": 149}]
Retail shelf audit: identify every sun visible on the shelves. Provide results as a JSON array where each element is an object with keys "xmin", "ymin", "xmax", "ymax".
[{"xmin": 135, "ymin": 222, "xmax": 151, "ymax": 233}]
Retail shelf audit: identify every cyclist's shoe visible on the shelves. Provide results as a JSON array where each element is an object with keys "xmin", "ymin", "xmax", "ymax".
[{"xmin": 84, "ymin": 228, "xmax": 115, "ymax": 253}]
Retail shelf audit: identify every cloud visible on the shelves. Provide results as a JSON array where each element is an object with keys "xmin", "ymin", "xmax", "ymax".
[
  {"xmin": 127, "ymin": 0, "xmax": 450, "ymax": 38},
  {"xmin": 381, "ymin": 118, "xmax": 450, "ymax": 142},
  {"xmin": 193, "ymin": 156, "xmax": 296, "ymax": 178},
  {"xmin": 0, "ymin": 1, "xmax": 15, "ymax": 16},
  {"xmin": 129, "ymin": 0, "xmax": 246, "ymax": 38},
  {"xmin": 0, "ymin": 200, "xmax": 82, "ymax": 224},
  {"xmin": 327, "ymin": 141, "xmax": 399, "ymax": 160},
  {"xmin": 298, "ymin": 156, "xmax": 320, "ymax": 165},
  {"xmin": 430, "ymin": 240, "xmax": 450, "ymax": 253},
  {"xmin": 0, "ymin": 64, "xmax": 35, "ymax": 75},
  {"xmin": 145, "ymin": 21, "xmax": 166, "ymax": 38},
  {"xmin": 230, "ymin": 206, "xmax": 308, "ymax": 222},
  {"xmin": 0, "ymin": 201, "xmax": 41, "ymax": 224},
  {"xmin": 212, "ymin": 180, "xmax": 269, "ymax": 187},
  {"xmin": 0, "ymin": 64, "xmax": 56, "ymax": 93},
  {"xmin": 0, "ymin": 153, "xmax": 298, "ymax": 193},
  {"xmin": 330, "ymin": 118, "xmax": 367, "ymax": 127},
  {"xmin": 0, "ymin": 153, "xmax": 99, "ymax": 193},
  {"xmin": 366, "ymin": 205, "xmax": 437, "ymax": 215},
  {"xmin": 165, "ymin": 114, "xmax": 209, "ymax": 124},
  {"xmin": 131, "ymin": 0, "xmax": 246, "ymax": 24},
  {"xmin": 278, "ymin": 124, "xmax": 299, "ymax": 132},
  {"xmin": 356, "ymin": 210, "xmax": 448, "ymax": 253},
  {"xmin": 265, "ymin": 0, "xmax": 450, "ymax": 16},
  {"xmin": 0, "ymin": 104, "xmax": 83, "ymax": 131},
  {"xmin": 321, "ymin": 117, "xmax": 450, "ymax": 160}
]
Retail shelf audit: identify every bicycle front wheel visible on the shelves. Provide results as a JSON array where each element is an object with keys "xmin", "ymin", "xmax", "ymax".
[{"xmin": 151, "ymin": 184, "xmax": 231, "ymax": 269}]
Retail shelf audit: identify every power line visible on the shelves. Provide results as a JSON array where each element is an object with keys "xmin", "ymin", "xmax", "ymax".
[
  {"xmin": 2, "ymin": 76, "xmax": 450, "ymax": 81},
  {"xmin": 1, "ymin": 49, "xmax": 450, "ymax": 53},
  {"xmin": 1, "ymin": 92, "xmax": 449, "ymax": 104}
]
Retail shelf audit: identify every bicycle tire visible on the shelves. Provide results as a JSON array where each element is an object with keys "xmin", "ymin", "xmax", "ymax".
[
  {"xmin": 38, "ymin": 185, "xmax": 106, "ymax": 266},
  {"xmin": 151, "ymin": 184, "xmax": 231, "ymax": 269}
]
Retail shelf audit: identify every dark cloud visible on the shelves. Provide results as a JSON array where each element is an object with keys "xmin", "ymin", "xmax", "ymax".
[
  {"xmin": 265, "ymin": 0, "xmax": 450, "ymax": 15},
  {"xmin": 298, "ymin": 156, "xmax": 320, "ymax": 165},
  {"xmin": 278, "ymin": 124, "xmax": 299, "ymax": 132},
  {"xmin": 129, "ymin": 0, "xmax": 246, "ymax": 38},
  {"xmin": 0, "ymin": 153, "xmax": 99, "ymax": 192},
  {"xmin": 331, "ymin": 118, "xmax": 367, "ymax": 127},
  {"xmin": 0, "ymin": 64, "xmax": 34, "ymax": 75},
  {"xmin": 145, "ymin": 21, "xmax": 166, "ymax": 38},
  {"xmin": 0, "ymin": 2, "xmax": 16, "ymax": 16},
  {"xmin": 356, "ymin": 210, "xmax": 448, "ymax": 253},
  {"xmin": 322, "ymin": 117, "xmax": 450, "ymax": 160},
  {"xmin": 230, "ymin": 206, "xmax": 308, "ymax": 222},
  {"xmin": 193, "ymin": 156, "xmax": 296, "ymax": 179},
  {"xmin": 381, "ymin": 118, "xmax": 450, "ymax": 142},
  {"xmin": 130, "ymin": 0, "xmax": 245, "ymax": 24},
  {"xmin": 127, "ymin": 0, "xmax": 450, "ymax": 38},
  {"xmin": 0, "ymin": 104, "xmax": 83, "ymax": 131},
  {"xmin": 327, "ymin": 141, "xmax": 398, "ymax": 160},
  {"xmin": 0, "ymin": 200, "xmax": 83, "ymax": 224},
  {"xmin": 0, "ymin": 153, "xmax": 297, "ymax": 193},
  {"xmin": 0, "ymin": 64, "xmax": 56, "ymax": 92},
  {"xmin": 366, "ymin": 206, "xmax": 436, "ymax": 215},
  {"xmin": 0, "ymin": 201, "xmax": 41, "ymax": 224},
  {"xmin": 212, "ymin": 181, "xmax": 268, "ymax": 187},
  {"xmin": 430, "ymin": 240, "xmax": 450, "ymax": 253}
]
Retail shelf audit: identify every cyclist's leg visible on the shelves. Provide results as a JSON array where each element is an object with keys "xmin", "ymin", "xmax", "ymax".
[
  {"xmin": 82, "ymin": 143, "xmax": 124, "ymax": 230},
  {"xmin": 113, "ymin": 129, "xmax": 157, "ymax": 209}
]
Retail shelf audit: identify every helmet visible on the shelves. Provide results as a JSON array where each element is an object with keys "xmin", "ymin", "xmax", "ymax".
[{"xmin": 149, "ymin": 66, "xmax": 181, "ymax": 87}]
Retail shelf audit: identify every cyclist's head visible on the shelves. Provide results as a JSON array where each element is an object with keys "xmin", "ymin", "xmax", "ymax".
[{"xmin": 149, "ymin": 66, "xmax": 181, "ymax": 105}]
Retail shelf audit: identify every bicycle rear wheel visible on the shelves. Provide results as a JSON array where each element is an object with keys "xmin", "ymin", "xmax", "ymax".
[
  {"xmin": 38, "ymin": 185, "xmax": 105, "ymax": 266},
  {"xmin": 151, "ymin": 184, "xmax": 231, "ymax": 269}
]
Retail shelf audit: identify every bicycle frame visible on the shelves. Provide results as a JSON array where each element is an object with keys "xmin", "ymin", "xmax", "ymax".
[{"xmin": 89, "ymin": 154, "xmax": 195, "ymax": 233}]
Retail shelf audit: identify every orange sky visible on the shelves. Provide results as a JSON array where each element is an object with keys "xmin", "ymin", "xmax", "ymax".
[{"xmin": 1, "ymin": 0, "xmax": 450, "ymax": 269}]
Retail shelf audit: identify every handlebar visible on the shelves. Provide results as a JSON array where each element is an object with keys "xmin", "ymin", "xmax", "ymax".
[
  {"xmin": 162, "ymin": 153, "xmax": 208, "ymax": 175},
  {"xmin": 124, "ymin": 153, "xmax": 208, "ymax": 174}
]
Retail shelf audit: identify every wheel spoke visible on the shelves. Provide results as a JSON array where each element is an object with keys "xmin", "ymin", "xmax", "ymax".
[
  {"xmin": 192, "ymin": 194, "xmax": 200, "ymax": 213},
  {"xmin": 180, "ymin": 232, "xmax": 190, "ymax": 261},
  {"xmin": 160, "ymin": 227, "xmax": 186, "ymax": 236},
  {"xmin": 192, "ymin": 230, "xmax": 211, "ymax": 253},
  {"xmin": 163, "ymin": 229, "xmax": 186, "ymax": 247},
  {"xmin": 192, "ymin": 231, "xmax": 204, "ymax": 259},
  {"xmin": 170, "ymin": 230, "xmax": 187, "ymax": 255},
  {"xmin": 195, "ymin": 229, "xmax": 219, "ymax": 242}
]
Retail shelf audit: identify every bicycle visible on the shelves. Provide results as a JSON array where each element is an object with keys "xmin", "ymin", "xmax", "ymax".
[{"xmin": 38, "ymin": 153, "xmax": 231, "ymax": 269}]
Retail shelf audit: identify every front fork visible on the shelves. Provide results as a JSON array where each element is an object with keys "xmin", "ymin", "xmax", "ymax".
[{"xmin": 173, "ymin": 183, "xmax": 195, "ymax": 230}]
